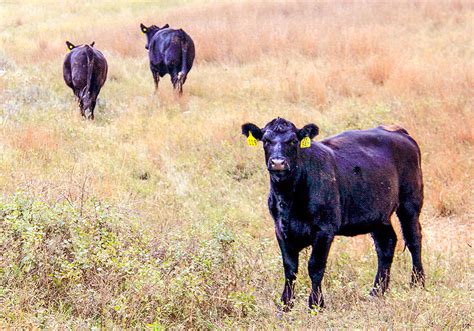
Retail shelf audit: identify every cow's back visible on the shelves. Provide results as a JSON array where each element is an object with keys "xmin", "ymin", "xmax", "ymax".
[
  {"xmin": 322, "ymin": 126, "xmax": 421, "ymax": 176},
  {"xmin": 64, "ymin": 46, "xmax": 107, "ymax": 91},
  {"xmin": 320, "ymin": 127, "xmax": 422, "ymax": 232},
  {"xmin": 149, "ymin": 28, "xmax": 194, "ymax": 70},
  {"xmin": 69, "ymin": 48, "xmax": 89, "ymax": 90}
]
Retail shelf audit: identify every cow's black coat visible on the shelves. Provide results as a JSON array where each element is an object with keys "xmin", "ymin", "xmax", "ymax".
[
  {"xmin": 63, "ymin": 41, "xmax": 108, "ymax": 120},
  {"xmin": 140, "ymin": 23, "xmax": 195, "ymax": 94},
  {"xmin": 242, "ymin": 118, "xmax": 425, "ymax": 310}
]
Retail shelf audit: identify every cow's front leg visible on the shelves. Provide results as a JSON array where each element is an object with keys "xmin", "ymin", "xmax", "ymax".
[
  {"xmin": 277, "ymin": 238, "xmax": 299, "ymax": 312},
  {"xmin": 308, "ymin": 231, "xmax": 334, "ymax": 309}
]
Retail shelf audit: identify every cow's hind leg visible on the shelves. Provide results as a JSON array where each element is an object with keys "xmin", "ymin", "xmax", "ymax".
[
  {"xmin": 308, "ymin": 232, "xmax": 334, "ymax": 309},
  {"xmin": 152, "ymin": 71, "xmax": 160, "ymax": 93},
  {"xmin": 397, "ymin": 199, "xmax": 425, "ymax": 286},
  {"xmin": 170, "ymin": 67, "xmax": 183, "ymax": 95},
  {"xmin": 176, "ymin": 72, "xmax": 185, "ymax": 95},
  {"xmin": 88, "ymin": 100, "xmax": 96, "ymax": 120},
  {"xmin": 78, "ymin": 100, "xmax": 86, "ymax": 118},
  {"xmin": 277, "ymin": 239, "xmax": 299, "ymax": 312},
  {"xmin": 83, "ymin": 90, "xmax": 97, "ymax": 120},
  {"xmin": 370, "ymin": 223, "xmax": 397, "ymax": 296}
]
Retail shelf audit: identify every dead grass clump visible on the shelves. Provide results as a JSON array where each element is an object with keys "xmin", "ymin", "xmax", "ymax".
[
  {"xmin": 346, "ymin": 28, "xmax": 384, "ymax": 60},
  {"xmin": 388, "ymin": 63, "xmax": 428, "ymax": 96},
  {"xmin": 11, "ymin": 126, "xmax": 59, "ymax": 153},
  {"xmin": 305, "ymin": 72, "xmax": 327, "ymax": 106},
  {"xmin": 33, "ymin": 39, "xmax": 63, "ymax": 63},
  {"xmin": 281, "ymin": 73, "xmax": 299, "ymax": 104},
  {"xmin": 388, "ymin": 56, "xmax": 473, "ymax": 99},
  {"xmin": 366, "ymin": 53, "xmax": 396, "ymax": 86},
  {"xmin": 326, "ymin": 63, "xmax": 372, "ymax": 99},
  {"xmin": 92, "ymin": 24, "xmax": 143, "ymax": 58}
]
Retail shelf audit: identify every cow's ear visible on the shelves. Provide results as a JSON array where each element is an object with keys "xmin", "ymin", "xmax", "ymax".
[
  {"xmin": 66, "ymin": 41, "xmax": 75, "ymax": 51},
  {"xmin": 90, "ymin": 41, "xmax": 95, "ymax": 47},
  {"xmin": 297, "ymin": 123, "xmax": 319, "ymax": 140},
  {"xmin": 162, "ymin": 24, "xmax": 170, "ymax": 29},
  {"xmin": 140, "ymin": 23, "xmax": 148, "ymax": 34},
  {"xmin": 242, "ymin": 123, "xmax": 263, "ymax": 140}
]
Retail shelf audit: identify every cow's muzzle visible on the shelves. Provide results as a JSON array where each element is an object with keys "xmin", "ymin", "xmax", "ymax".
[{"xmin": 269, "ymin": 158, "xmax": 289, "ymax": 172}]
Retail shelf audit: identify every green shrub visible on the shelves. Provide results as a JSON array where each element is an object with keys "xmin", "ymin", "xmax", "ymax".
[{"xmin": 0, "ymin": 193, "xmax": 268, "ymax": 328}]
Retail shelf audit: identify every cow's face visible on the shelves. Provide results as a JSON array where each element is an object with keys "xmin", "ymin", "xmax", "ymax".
[
  {"xmin": 140, "ymin": 23, "xmax": 170, "ymax": 50},
  {"xmin": 242, "ymin": 118, "xmax": 319, "ymax": 180}
]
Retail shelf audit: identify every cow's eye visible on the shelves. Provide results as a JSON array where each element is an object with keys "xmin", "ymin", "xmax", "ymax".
[{"xmin": 290, "ymin": 139, "xmax": 298, "ymax": 146}]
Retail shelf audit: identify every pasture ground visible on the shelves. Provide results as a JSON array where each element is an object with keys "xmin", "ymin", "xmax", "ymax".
[{"xmin": 0, "ymin": 1, "xmax": 472, "ymax": 328}]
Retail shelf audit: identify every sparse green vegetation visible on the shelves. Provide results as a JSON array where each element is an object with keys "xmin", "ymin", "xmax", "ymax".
[{"xmin": 0, "ymin": 1, "xmax": 472, "ymax": 328}]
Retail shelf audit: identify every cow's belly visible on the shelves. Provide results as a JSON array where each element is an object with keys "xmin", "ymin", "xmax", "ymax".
[
  {"xmin": 337, "ymin": 184, "xmax": 399, "ymax": 236},
  {"xmin": 150, "ymin": 62, "xmax": 169, "ymax": 77},
  {"xmin": 334, "ymin": 154, "xmax": 400, "ymax": 235},
  {"xmin": 337, "ymin": 218, "xmax": 390, "ymax": 236}
]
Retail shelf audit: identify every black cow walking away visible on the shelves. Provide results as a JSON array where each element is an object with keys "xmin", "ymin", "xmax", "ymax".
[
  {"xmin": 63, "ymin": 41, "xmax": 108, "ymax": 120},
  {"xmin": 140, "ymin": 23, "xmax": 195, "ymax": 95},
  {"xmin": 241, "ymin": 118, "xmax": 425, "ymax": 311}
]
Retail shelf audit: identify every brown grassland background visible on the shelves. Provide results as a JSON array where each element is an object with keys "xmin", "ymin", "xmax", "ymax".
[{"xmin": 0, "ymin": 0, "xmax": 473, "ymax": 329}]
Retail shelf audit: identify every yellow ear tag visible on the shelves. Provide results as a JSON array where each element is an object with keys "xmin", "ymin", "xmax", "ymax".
[
  {"xmin": 142, "ymin": 28, "xmax": 147, "ymax": 34},
  {"xmin": 247, "ymin": 132, "xmax": 258, "ymax": 147},
  {"xmin": 68, "ymin": 45, "xmax": 73, "ymax": 51},
  {"xmin": 300, "ymin": 137, "xmax": 311, "ymax": 148}
]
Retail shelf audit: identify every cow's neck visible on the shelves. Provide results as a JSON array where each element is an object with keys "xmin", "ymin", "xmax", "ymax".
[
  {"xmin": 270, "ymin": 164, "xmax": 303, "ymax": 197},
  {"xmin": 270, "ymin": 167, "xmax": 305, "ymax": 240}
]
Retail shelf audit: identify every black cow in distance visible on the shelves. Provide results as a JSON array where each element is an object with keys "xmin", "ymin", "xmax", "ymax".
[
  {"xmin": 140, "ymin": 23, "xmax": 195, "ymax": 95},
  {"xmin": 63, "ymin": 41, "xmax": 108, "ymax": 120}
]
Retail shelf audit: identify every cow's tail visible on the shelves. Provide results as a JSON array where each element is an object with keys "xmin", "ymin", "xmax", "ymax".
[
  {"xmin": 80, "ymin": 45, "xmax": 95, "ymax": 117},
  {"xmin": 176, "ymin": 29, "xmax": 189, "ymax": 93}
]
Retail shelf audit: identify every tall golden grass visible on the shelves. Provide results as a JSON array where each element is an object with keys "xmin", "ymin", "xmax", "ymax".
[{"xmin": 0, "ymin": 0, "xmax": 473, "ymax": 328}]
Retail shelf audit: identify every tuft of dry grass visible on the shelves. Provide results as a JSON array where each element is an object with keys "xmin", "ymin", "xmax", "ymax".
[
  {"xmin": 10, "ymin": 126, "xmax": 59, "ymax": 152},
  {"xmin": 366, "ymin": 53, "xmax": 396, "ymax": 86}
]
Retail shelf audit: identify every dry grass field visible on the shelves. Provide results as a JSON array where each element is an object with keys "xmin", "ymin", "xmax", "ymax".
[{"xmin": 0, "ymin": 0, "xmax": 473, "ymax": 328}]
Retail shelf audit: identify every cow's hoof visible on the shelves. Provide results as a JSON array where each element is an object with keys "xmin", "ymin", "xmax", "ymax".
[
  {"xmin": 410, "ymin": 273, "xmax": 425, "ymax": 288},
  {"xmin": 369, "ymin": 288, "xmax": 384, "ymax": 297},
  {"xmin": 277, "ymin": 301, "xmax": 293, "ymax": 313},
  {"xmin": 308, "ymin": 293, "xmax": 325, "ymax": 311},
  {"xmin": 276, "ymin": 310, "xmax": 284, "ymax": 320}
]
